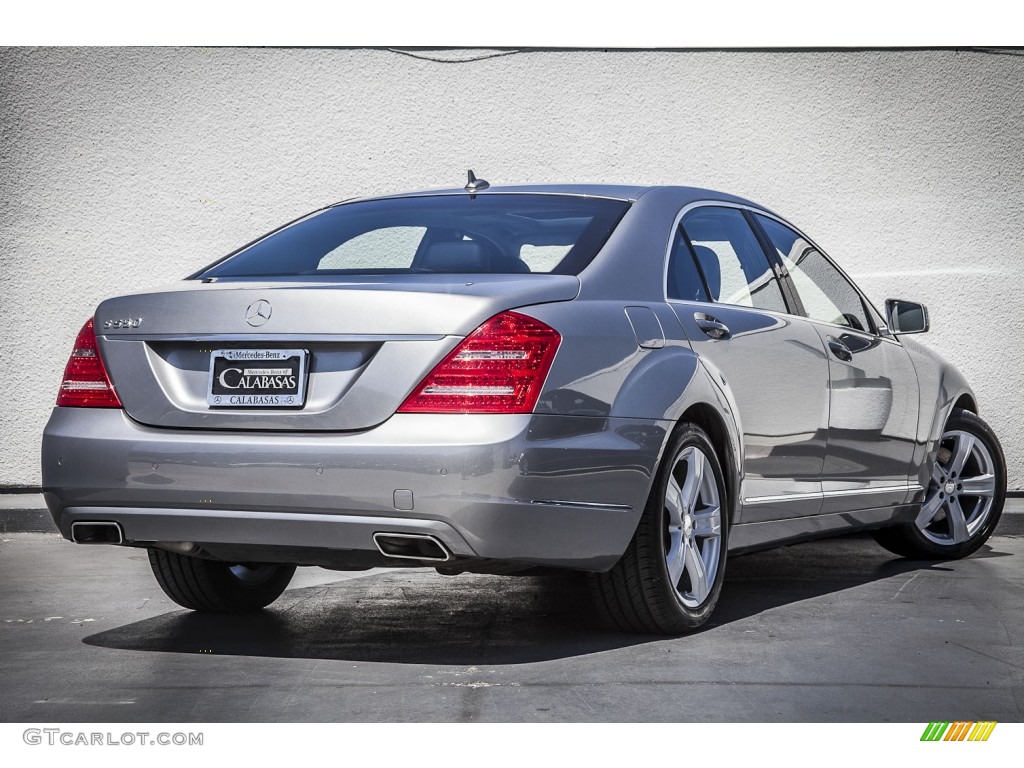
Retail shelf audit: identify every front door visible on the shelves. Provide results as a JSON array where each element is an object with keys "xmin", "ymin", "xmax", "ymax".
[{"xmin": 753, "ymin": 214, "xmax": 919, "ymax": 514}]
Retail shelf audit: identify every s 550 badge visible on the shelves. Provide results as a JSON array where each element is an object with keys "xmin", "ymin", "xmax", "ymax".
[{"xmin": 103, "ymin": 318, "xmax": 143, "ymax": 329}]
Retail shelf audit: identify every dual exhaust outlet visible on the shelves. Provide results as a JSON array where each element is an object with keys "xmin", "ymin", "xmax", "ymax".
[{"xmin": 70, "ymin": 521, "xmax": 452, "ymax": 563}]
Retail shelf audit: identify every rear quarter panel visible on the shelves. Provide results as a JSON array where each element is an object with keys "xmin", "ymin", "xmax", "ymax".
[{"xmin": 521, "ymin": 188, "xmax": 747, "ymax": 524}]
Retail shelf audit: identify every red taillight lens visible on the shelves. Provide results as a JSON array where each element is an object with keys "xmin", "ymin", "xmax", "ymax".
[
  {"xmin": 398, "ymin": 311, "xmax": 561, "ymax": 414},
  {"xmin": 56, "ymin": 318, "xmax": 123, "ymax": 408}
]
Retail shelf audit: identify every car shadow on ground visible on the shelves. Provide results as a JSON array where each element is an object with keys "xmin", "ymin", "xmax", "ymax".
[{"xmin": 83, "ymin": 535, "xmax": 1008, "ymax": 666}]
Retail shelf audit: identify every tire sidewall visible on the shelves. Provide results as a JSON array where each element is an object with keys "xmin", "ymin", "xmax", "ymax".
[{"xmin": 148, "ymin": 547, "xmax": 296, "ymax": 612}]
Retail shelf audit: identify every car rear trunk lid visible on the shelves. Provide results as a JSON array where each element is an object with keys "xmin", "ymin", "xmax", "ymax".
[{"xmin": 93, "ymin": 274, "xmax": 579, "ymax": 431}]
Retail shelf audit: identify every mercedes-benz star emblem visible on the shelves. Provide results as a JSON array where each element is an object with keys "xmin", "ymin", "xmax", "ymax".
[{"xmin": 245, "ymin": 299, "xmax": 272, "ymax": 327}]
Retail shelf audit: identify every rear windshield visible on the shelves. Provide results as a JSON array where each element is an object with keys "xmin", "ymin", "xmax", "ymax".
[{"xmin": 197, "ymin": 194, "xmax": 630, "ymax": 278}]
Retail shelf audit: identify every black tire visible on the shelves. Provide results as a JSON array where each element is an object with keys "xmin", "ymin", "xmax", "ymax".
[
  {"xmin": 148, "ymin": 548, "xmax": 296, "ymax": 612},
  {"xmin": 872, "ymin": 408, "xmax": 1006, "ymax": 560},
  {"xmin": 590, "ymin": 423, "xmax": 729, "ymax": 634}
]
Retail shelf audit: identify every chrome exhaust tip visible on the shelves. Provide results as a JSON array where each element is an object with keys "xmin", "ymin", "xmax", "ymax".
[
  {"xmin": 70, "ymin": 521, "xmax": 124, "ymax": 545},
  {"xmin": 372, "ymin": 532, "xmax": 452, "ymax": 562}
]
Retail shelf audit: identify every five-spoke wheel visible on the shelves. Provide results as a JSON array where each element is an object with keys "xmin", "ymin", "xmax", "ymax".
[
  {"xmin": 664, "ymin": 445, "xmax": 723, "ymax": 609},
  {"xmin": 916, "ymin": 429, "xmax": 999, "ymax": 546},
  {"xmin": 591, "ymin": 423, "xmax": 729, "ymax": 634},
  {"xmin": 873, "ymin": 408, "xmax": 1005, "ymax": 560}
]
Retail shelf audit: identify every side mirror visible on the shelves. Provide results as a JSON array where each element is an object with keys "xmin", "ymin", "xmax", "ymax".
[{"xmin": 885, "ymin": 299, "xmax": 929, "ymax": 334}]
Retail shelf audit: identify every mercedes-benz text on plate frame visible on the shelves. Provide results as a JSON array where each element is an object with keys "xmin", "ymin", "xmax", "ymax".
[
  {"xmin": 41, "ymin": 178, "xmax": 1007, "ymax": 635},
  {"xmin": 207, "ymin": 349, "xmax": 308, "ymax": 408}
]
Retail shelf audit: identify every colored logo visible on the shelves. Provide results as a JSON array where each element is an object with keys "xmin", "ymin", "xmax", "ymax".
[{"xmin": 921, "ymin": 722, "xmax": 997, "ymax": 741}]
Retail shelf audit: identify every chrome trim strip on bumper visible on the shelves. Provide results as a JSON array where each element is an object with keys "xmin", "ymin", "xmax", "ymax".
[{"xmin": 531, "ymin": 499, "xmax": 634, "ymax": 511}]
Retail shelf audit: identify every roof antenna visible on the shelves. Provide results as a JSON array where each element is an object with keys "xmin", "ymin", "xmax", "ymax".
[{"xmin": 465, "ymin": 170, "xmax": 490, "ymax": 196}]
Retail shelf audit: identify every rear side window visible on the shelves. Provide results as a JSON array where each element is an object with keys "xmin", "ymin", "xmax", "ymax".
[
  {"xmin": 674, "ymin": 207, "xmax": 788, "ymax": 313},
  {"xmin": 199, "ymin": 195, "xmax": 630, "ymax": 278},
  {"xmin": 667, "ymin": 227, "xmax": 709, "ymax": 302}
]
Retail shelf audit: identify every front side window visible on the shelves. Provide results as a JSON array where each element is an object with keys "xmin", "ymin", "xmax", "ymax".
[
  {"xmin": 199, "ymin": 195, "xmax": 630, "ymax": 278},
  {"xmin": 676, "ymin": 207, "xmax": 788, "ymax": 313},
  {"xmin": 756, "ymin": 215, "xmax": 873, "ymax": 333}
]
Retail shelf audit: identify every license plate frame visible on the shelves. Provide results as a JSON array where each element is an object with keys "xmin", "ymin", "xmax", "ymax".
[{"xmin": 207, "ymin": 348, "xmax": 309, "ymax": 408}]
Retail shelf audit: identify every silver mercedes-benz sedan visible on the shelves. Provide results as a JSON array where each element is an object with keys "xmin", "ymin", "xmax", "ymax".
[{"xmin": 41, "ymin": 178, "xmax": 1007, "ymax": 634}]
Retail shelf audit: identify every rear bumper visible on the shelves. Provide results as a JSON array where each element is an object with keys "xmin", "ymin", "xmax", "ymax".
[{"xmin": 42, "ymin": 408, "xmax": 667, "ymax": 570}]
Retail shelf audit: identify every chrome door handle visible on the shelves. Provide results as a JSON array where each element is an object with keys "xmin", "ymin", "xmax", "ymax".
[
  {"xmin": 827, "ymin": 338, "xmax": 853, "ymax": 362},
  {"xmin": 695, "ymin": 313, "xmax": 730, "ymax": 340}
]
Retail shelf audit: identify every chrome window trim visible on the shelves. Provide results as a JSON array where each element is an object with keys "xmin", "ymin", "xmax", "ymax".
[
  {"xmin": 666, "ymin": 295, "xmax": 812, "ymax": 327},
  {"xmin": 662, "ymin": 200, "xmax": 901, "ymax": 346},
  {"xmin": 799, "ymin": 316, "xmax": 896, "ymax": 348}
]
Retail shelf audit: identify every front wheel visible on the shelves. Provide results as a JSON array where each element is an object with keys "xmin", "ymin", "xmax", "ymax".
[
  {"xmin": 148, "ymin": 548, "xmax": 296, "ymax": 612},
  {"xmin": 872, "ymin": 408, "xmax": 1006, "ymax": 560},
  {"xmin": 590, "ymin": 423, "xmax": 729, "ymax": 634}
]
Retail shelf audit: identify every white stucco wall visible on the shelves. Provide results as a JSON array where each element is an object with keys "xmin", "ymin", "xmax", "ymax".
[{"xmin": 1, "ymin": 47, "xmax": 1022, "ymax": 488}]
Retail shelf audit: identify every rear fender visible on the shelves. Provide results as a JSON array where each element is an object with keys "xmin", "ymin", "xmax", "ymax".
[
  {"xmin": 525, "ymin": 300, "xmax": 743, "ymax": 525},
  {"xmin": 610, "ymin": 351, "xmax": 745, "ymax": 529},
  {"xmin": 659, "ymin": 357, "xmax": 745, "ymax": 527}
]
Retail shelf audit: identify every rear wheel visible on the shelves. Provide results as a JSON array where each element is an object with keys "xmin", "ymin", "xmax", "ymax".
[
  {"xmin": 148, "ymin": 548, "xmax": 296, "ymax": 612},
  {"xmin": 591, "ymin": 423, "xmax": 728, "ymax": 634},
  {"xmin": 872, "ymin": 409, "xmax": 1005, "ymax": 559}
]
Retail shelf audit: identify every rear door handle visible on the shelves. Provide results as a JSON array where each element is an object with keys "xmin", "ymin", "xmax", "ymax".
[
  {"xmin": 827, "ymin": 337, "xmax": 853, "ymax": 362},
  {"xmin": 695, "ymin": 313, "xmax": 730, "ymax": 340}
]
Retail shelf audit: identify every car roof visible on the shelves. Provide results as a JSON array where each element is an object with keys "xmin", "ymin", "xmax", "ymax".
[{"xmin": 338, "ymin": 183, "xmax": 765, "ymax": 209}]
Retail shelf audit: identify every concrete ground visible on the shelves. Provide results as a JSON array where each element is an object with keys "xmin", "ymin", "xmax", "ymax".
[{"xmin": 1, "ymin": 499, "xmax": 1022, "ymax": 722}]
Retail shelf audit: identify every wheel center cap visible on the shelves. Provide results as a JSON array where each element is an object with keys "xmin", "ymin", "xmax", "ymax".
[
  {"xmin": 944, "ymin": 481, "xmax": 956, "ymax": 496},
  {"xmin": 683, "ymin": 514, "xmax": 694, "ymax": 537}
]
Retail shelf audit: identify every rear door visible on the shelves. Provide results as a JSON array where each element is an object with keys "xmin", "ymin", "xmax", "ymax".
[
  {"xmin": 667, "ymin": 205, "xmax": 830, "ymax": 522},
  {"xmin": 752, "ymin": 214, "xmax": 919, "ymax": 514}
]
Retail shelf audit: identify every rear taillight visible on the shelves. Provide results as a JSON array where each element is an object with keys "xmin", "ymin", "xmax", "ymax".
[
  {"xmin": 56, "ymin": 318, "xmax": 123, "ymax": 408},
  {"xmin": 398, "ymin": 311, "xmax": 561, "ymax": 414}
]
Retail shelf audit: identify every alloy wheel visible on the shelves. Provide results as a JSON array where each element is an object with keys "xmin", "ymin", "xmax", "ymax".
[
  {"xmin": 916, "ymin": 429, "xmax": 998, "ymax": 546},
  {"xmin": 664, "ymin": 446, "xmax": 723, "ymax": 608}
]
